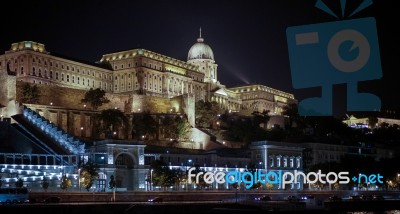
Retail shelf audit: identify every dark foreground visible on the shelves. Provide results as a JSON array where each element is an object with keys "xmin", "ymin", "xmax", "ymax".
[{"xmin": 1, "ymin": 200, "xmax": 400, "ymax": 214}]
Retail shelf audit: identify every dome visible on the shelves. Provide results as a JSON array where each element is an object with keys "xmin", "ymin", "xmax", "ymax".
[{"xmin": 187, "ymin": 30, "xmax": 214, "ymax": 61}]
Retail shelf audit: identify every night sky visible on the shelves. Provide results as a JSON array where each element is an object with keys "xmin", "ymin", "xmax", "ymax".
[{"xmin": 1, "ymin": 0, "xmax": 395, "ymax": 118}]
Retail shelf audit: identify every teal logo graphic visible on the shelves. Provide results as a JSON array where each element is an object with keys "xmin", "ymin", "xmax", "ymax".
[
  {"xmin": 352, "ymin": 173, "xmax": 383, "ymax": 184},
  {"xmin": 286, "ymin": 0, "xmax": 382, "ymax": 116}
]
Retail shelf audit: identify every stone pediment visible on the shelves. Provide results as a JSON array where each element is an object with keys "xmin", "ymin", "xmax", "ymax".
[{"xmin": 212, "ymin": 88, "xmax": 228, "ymax": 96}]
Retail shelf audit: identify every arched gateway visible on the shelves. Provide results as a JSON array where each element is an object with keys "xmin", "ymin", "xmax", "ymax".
[{"xmin": 91, "ymin": 139, "xmax": 147, "ymax": 191}]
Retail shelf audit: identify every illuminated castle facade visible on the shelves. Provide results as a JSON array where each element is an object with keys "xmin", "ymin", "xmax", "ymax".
[
  {"xmin": 1, "ymin": 32, "xmax": 295, "ymax": 119},
  {"xmin": 0, "ymin": 33, "xmax": 299, "ymax": 192}
]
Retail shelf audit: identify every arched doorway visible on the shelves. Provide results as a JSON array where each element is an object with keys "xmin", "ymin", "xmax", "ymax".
[
  {"xmin": 115, "ymin": 153, "xmax": 135, "ymax": 168},
  {"xmin": 114, "ymin": 153, "xmax": 136, "ymax": 190}
]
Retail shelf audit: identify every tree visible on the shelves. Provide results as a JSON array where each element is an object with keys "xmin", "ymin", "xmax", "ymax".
[
  {"xmin": 109, "ymin": 175, "xmax": 116, "ymax": 189},
  {"xmin": 109, "ymin": 175, "xmax": 117, "ymax": 202},
  {"xmin": 81, "ymin": 88, "xmax": 110, "ymax": 110},
  {"xmin": 368, "ymin": 116, "xmax": 378, "ymax": 129},
  {"xmin": 175, "ymin": 115, "xmax": 191, "ymax": 141},
  {"xmin": 41, "ymin": 176, "xmax": 50, "ymax": 191},
  {"xmin": 251, "ymin": 110, "xmax": 270, "ymax": 128},
  {"xmin": 80, "ymin": 161, "xmax": 99, "ymax": 192},
  {"xmin": 98, "ymin": 108, "xmax": 129, "ymax": 139},
  {"xmin": 132, "ymin": 111, "xmax": 157, "ymax": 140},
  {"xmin": 150, "ymin": 160, "xmax": 180, "ymax": 190},
  {"xmin": 21, "ymin": 83, "xmax": 40, "ymax": 104},
  {"xmin": 282, "ymin": 102, "xmax": 300, "ymax": 128},
  {"xmin": 195, "ymin": 100, "xmax": 221, "ymax": 128},
  {"xmin": 60, "ymin": 174, "xmax": 72, "ymax": 191},
  {"xmin": 15, "ymin": 178, "xmax": 24, "ymax": 188}
]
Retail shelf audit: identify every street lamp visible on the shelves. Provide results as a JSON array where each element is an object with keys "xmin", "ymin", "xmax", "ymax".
[
  {"xmin": 101, "ymin": 156, "xmax": 106, "ymax": 192},
  {"xmin": 78, "ymin": 168, "xmax": 81, "ymax": 191},
  {"xmin": 150, "ymin": 169, "xmax": 153, "ymax": 191}
]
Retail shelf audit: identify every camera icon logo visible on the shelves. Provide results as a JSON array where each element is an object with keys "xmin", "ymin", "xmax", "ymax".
[{"xmin": 286, "ymin": 17, "xmax": 382, "ymax": 116}]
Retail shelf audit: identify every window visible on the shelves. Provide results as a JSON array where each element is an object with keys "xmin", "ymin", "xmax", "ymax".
[
  {"xmin": 269, "ymin": 157, "xmax": 274, "ymax": 167},
  {"xmin": 283, "ymin": 158, "xmax": 287, "ymax": 167},
  {"xmin": 276, "ymin": 157, "xmax": 281, "ymax": 167},
  {"xmin": 67, "ymin": 75, "xmax": 70, "ymax": 82},
  {"xmin": 290, "ymin": 158, "xmax": 294, "ymax": 168},
  {"xmin": 61, "ymin": 73, "xmax": 64, "ymax": 81},
  {"xmin": 296, "ymin": 158, "xmax": 301, "ymax": 168}
]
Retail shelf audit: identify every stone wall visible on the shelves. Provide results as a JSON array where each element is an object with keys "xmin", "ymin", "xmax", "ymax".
[
  {"xmin": 129, "ymin": 94, "xmax": 174, "ymax": 113},
  {"xmin": 15, "ymin": 81, "xmax": 131, "ymax": 112},
  {"xmin": 171, "ymin": 94, "xmax": 195, "ymax": 127},
  {"xmin": 0, "ymin": 70, "xmax": 17, "ymax": 118}
]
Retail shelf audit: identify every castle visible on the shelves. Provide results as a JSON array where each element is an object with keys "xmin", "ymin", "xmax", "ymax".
[{"xmin": 0, "ymin": 33, "xmax": 302, "ymax": 191}]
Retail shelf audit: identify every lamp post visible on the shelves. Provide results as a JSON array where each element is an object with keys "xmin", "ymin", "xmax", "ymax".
[
  {"xmin": 78, "ymin": 168, "xmax": 81, "ymax": 191},
  {"xmin": 101, "ymin": 156, "xmax": 106, "ymax": 192},
  {"xmin": 150, "ymin": 169, "xmax": 153, "ymax": 191}
]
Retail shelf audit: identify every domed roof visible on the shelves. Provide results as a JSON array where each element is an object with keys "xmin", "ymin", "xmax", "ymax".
[{"xmin": 187, "ymin": 29, "xmax": 214, "ymax": 61}]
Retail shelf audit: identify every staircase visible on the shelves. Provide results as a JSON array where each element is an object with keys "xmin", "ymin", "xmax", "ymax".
[{"xmin": 11, "ymin": 105, "xmax": 85, "ymax": 155}]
